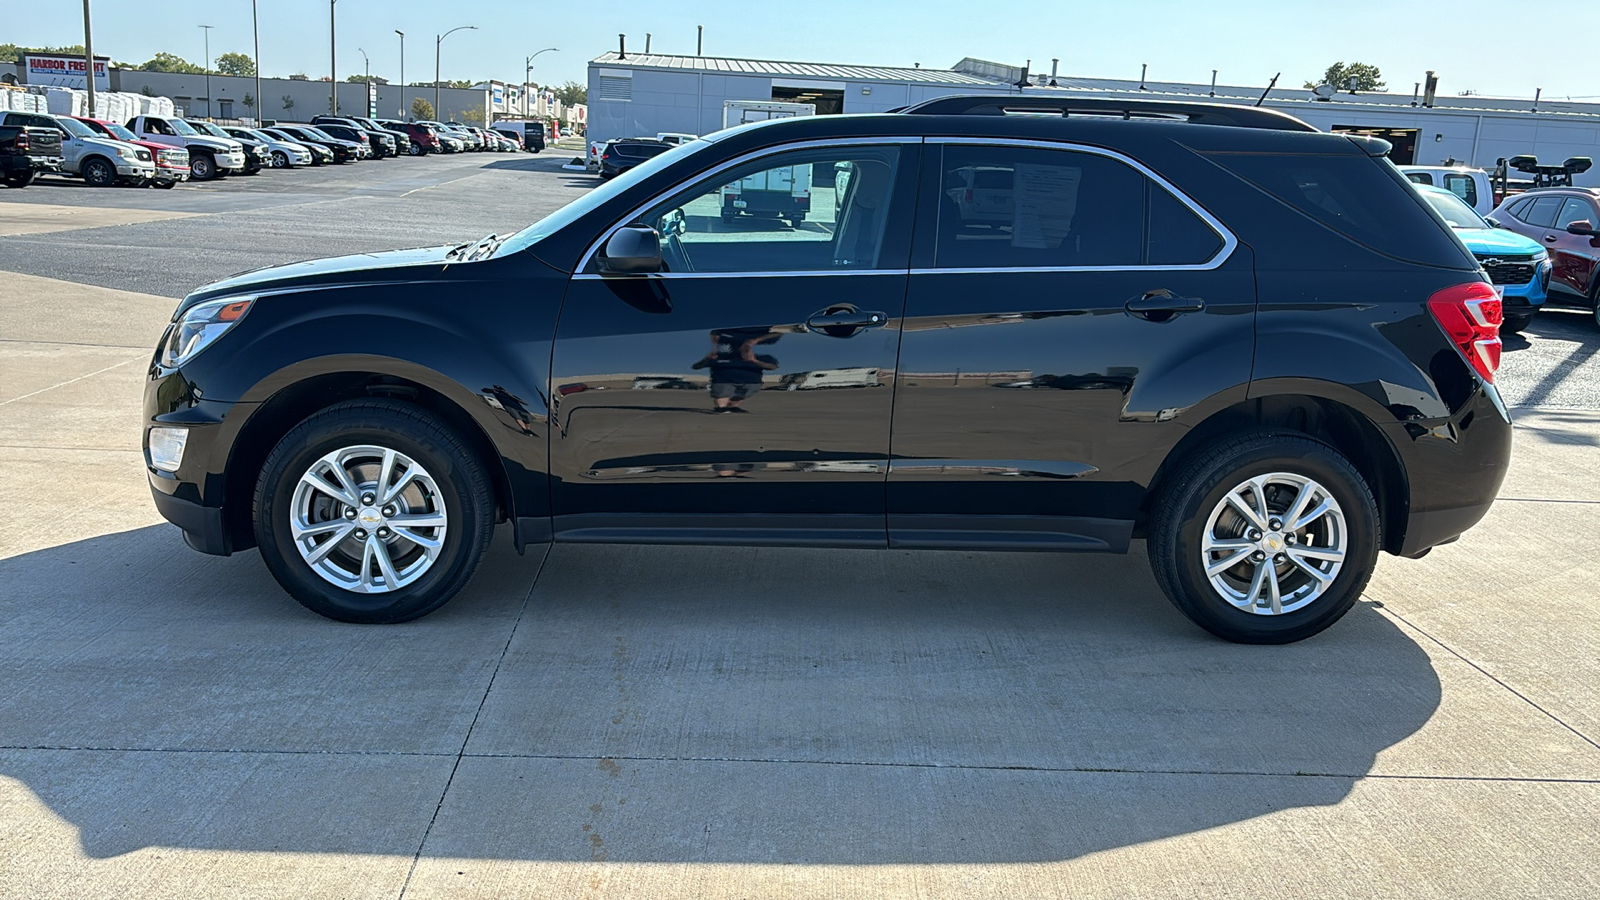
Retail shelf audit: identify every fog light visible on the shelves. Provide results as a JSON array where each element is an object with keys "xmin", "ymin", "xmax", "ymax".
[{"xmin": 148, "ymin": 426, "xmax": 189, "ymax": 473}]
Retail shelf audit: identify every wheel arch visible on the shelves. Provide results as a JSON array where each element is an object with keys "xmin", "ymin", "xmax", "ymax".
[
  {"xmin": 220, "ymin": 370, "xmax": 518, "ymax": 553},
  {"xmin": 1146, "ymin": 388, "xmax": 1410, "ymax": 555}
]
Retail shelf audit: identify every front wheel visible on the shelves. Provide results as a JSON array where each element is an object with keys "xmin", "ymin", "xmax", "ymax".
[
  {"xmin": 82, "ymin": 157, "xmax": 117, "ymax": 187},
  {"xmin": 1148, "ymin": 431, "xmax": 1379, "ymax": 644},
  {"xmin": 253, "ymin": 400, "xmax": 495, "ymax": 623},
  {"xmin": 154, "ymin": 180, "xmax": 177, "ymax": 189},
  {"xmin": 189, "ymin": 154, "xmax": 215, "ymax": 180},
  {"xmin": 1502, "ymin": 314, "xmax": 1532, "ymax": 335},
  {"xmin": 271, "ymin": 150, "xmax": 289, "ymax": 168}
]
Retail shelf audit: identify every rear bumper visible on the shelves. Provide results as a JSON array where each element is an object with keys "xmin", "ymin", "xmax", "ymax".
[{"xmin": 1388, "ymin": 384, "xmax": 1512, "ymax": 556}]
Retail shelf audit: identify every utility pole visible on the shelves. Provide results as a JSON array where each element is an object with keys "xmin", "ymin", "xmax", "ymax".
[
  {"xmin": 697, "ymin": 25, "xmax": 703, "ymax": 57},
  {"xmin": 395, "ymin": 30, "xmax": 405, "ymax": 118},
  {"xmin": 435, "ymin": 25, "xmax": 476, "ymax": 120},
  {"xmin": 329, "ymin": 0, "xmax": 337, "ymax": 115},
  {"xmin": 199, "ymin": 24, "xmax": 213, "ymax": 118},
  {"xmin": 252, "ymin": 0, "xmax": 262, "ymax": 124},
  {"xmin": 82, "ymin": 0, "xmax": 95, "ymax": 117}
]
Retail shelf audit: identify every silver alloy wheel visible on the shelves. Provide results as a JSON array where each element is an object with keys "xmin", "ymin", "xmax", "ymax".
[
  {"xmin": 1200, "ymin": 472, "xmax": 1347, "ymax": 616},
  {"xmin": 289, "ymin": 444, "xmax": 448, "ymax": 594}
]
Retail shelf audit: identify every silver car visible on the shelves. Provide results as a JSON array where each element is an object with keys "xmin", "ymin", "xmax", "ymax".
[{"xmin": 223, "ymin": 127, "xmax": 314, "ymax": 168}]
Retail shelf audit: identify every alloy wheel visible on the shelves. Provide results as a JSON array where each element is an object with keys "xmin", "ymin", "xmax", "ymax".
[
  {"xmin": 289, "ymin": 444, "xmax": 448, "ymax": 593},
  {"xmin": 1199, "ymin": 472, "xmax": 1347, "ymax": 615}
]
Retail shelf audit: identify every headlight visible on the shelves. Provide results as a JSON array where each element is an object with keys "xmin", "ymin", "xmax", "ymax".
[
  {"xmin": 161, "ymin": 296, "xmax": 254, "ymax": 368},
  {"xmin": 1530, "ymin": 250, "xmax": 1548, "ymax": 263}
]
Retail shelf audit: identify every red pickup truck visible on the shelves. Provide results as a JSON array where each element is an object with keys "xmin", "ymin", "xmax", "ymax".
[{"xmin": 73, "ymin": 117, "xmax": 189, "ymax": 188}]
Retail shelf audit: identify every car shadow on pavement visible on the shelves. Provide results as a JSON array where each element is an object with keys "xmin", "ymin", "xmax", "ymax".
[{"xmin": 0, "ymin": 526, "xmax": 1442, "ymax": 864}]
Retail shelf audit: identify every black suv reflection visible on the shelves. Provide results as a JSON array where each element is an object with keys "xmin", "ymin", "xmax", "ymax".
[{"xmin": 143, "ymin": 96, "xmax": 1510, "ymax": 643}]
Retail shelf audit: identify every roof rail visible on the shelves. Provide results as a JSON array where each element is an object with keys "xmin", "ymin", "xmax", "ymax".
[{"xmin": 897, "ymin": 95, "xmax": 1319, "ymax": 132}]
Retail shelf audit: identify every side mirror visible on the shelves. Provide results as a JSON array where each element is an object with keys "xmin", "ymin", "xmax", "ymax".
[
  {"xmin": 1566, "ymin": 220, "xmax": 1596, "ymax": 236},
  {"xmin": 598, "ymin": 225, "xmax": 662, "ymax": 275}
]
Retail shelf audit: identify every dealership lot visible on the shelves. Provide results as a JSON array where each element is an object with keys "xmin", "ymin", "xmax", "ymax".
[{"xmin": 1, "ymin": 157, "xmax": 1597, "ymax": 898}]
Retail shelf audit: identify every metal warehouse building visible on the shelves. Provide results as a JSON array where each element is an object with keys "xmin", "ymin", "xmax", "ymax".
[{"xmin": 587, "ymin": 51, "xmax": 1600, "ymax": 186}]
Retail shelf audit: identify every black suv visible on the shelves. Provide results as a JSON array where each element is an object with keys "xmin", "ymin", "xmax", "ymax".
[
  {"xmin": 600, "ymin": 138, "xmax": 672, "ymax": 178},
  {"xmin": 143, "ymin": 97, "xmax": 1510, "ymax": 642}
]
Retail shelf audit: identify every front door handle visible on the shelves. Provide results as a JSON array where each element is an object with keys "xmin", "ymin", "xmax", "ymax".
[
  {"xmin": 806, "ymin": 306, "xmax": 888, "ymax": 333},
  {"xmin": 1126, "ymin": 290, "xmax": 1205, "ymax": 319},
  {"xmin": 1544, "ymin": 235, "xmax": 1558, "ymax": 242}
]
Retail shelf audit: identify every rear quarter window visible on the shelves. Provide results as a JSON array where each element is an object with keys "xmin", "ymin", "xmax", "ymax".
[{"xmin": 1206, "ymin": 151, "xmax": 1472, "ymax": 267}]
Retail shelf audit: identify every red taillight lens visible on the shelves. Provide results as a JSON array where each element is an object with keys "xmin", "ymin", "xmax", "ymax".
[
  {"xmin": 1427, "ymin": 282, "xmax": 1503, "ymax": 383},
  {"xmin": 15, "ymin": 132, "xmax": 28, "ymax": 151}
]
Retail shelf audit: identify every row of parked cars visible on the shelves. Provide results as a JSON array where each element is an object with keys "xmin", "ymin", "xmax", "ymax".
[
  {"xmin": 0, "ymin": 111, "xmax": 541, "ymax": 189},
  {"xmin": 1402, "ymin": 161, "xmax": 1600, "ymax": 330}
]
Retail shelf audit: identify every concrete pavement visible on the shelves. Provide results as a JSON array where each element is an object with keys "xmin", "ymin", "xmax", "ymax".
[{"xmin": 1, "ymin": 173, "xmax": 1597, "ymax": 898}]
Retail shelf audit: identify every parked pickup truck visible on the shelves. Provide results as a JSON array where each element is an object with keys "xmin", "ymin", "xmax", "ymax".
[
  {"xmin": 0, "ymin": 122, "xmax": 64, "ymax": 187},
  {"xmin": 0, "ymin": 111, "xmax": 154, "ymax": 187},
  {"xmin": 72, "ymin": 117, "xmax": 189, "ymax": 188},
  {"xmin": 126, "ymin": 114, "xmax": 246, "ymax": 181}
]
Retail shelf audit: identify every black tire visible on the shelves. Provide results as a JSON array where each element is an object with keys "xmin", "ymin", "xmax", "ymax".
[
  {"xmin": 1502, "ymin": 314, "xmax": 1532, "ymax": 335},
  {"xmin": 271, "ymin": 150, "xmax": 289, "ymax": 168},
  {"xmin": 253, "ymin": 400, "xmax": 495, "ymax": 624},
  {"xmin": 190, "ymin": 153, "xmax": 215, "ymax": 180},
  {"xmin": 1591, "ymin": 279, "xmax": 1600, "ymax": 330},
  {"xmin": 3, "ymin": 171, "xmax": 34, "ymax": 188},
  {"xmin": 81, "ymin": 156, "xmax": 117, "ymax": 187},
  {"xmin": 1148, "ymin": 430, "xmax": 1379, "ymax": 644},
  {"xmin": 409, "ymin": 141, "xmax": 423, "ymax": 156},
  {"xmin": 721, "ymin": 212, "xmax": 736, "ymax": 225},
  {"xmin": 155, "ymin": 180, "xmax": 177, "ymax": 189}
]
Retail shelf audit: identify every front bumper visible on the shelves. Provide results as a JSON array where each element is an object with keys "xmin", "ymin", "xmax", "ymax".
[
  {"xmin": 149, "ymin": 481, "xmax": 231, "ymax": 555},
  {"xmin": 218, "ymin": 151, "xmax": 247, "ymax": 170},
  {"xmin": 115, "ymin": 160, "xmax": 158, "ymax": 178}
]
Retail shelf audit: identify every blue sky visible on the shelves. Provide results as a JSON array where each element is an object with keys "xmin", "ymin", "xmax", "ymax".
[{"xmin": 15, "ymin": 0, "xmax": 1600, "ymax": 100}]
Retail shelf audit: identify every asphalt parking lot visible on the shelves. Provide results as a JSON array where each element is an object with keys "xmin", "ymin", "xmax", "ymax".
[{"xmin": 1, "ymin": 155, "xmax": 1597, "ymax": 899}]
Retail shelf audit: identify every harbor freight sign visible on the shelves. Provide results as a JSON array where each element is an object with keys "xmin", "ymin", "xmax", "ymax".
[{"xmin": 23, "ymin": 54, "xmax": 111, "ymax": 92}]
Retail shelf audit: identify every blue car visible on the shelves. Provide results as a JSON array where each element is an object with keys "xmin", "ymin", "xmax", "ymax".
[{"xmin": 1416, "ymin": 184, "xmax": 1551, "ymax": 333}]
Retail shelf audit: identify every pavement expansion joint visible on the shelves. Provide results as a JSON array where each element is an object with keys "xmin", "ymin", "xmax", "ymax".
[
  {"xmin": 0, "ymin": 356, "xmax": 144, "ymax": 407},
  {"xmin": 397, "ymin": 544, "xmax": 552, "ymax": 899},
  {"xmin": 1375, "ymin": 604, "xmax": 1600, "ymax": 754}
]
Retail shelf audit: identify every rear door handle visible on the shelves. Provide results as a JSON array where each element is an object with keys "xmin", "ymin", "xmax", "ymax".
[
  {"xmin": 1126, "ymin": 290, "xmax": 1205, "ymax": 318},
  {"xmin": 806, "ymin": 307, "xmax": 888, "ymax": 330}
]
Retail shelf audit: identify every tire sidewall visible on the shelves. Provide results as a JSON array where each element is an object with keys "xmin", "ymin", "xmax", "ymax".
[
  {"xmin": 255, "ymin": 410, "xmax": 489, "ymax": 623},
  {"xmin": 83, "ymin": 158, "xmax": 114, "ymax": 186},
  {"xmin": 191, "ymin": 154, "xmax": 213, "ymax": 179},
  {"xmin": 1163, "ymin": 440, "xmax": 1379, "ymax": 643}
]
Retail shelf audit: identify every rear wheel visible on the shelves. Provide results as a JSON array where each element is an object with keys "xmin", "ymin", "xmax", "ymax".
[
  {"xmin": 82, "ymin": 156, "xmax": 116, "ymax": 187},
  {"xmin": 3, "ymin": 171, "xmax": 35, "ymax": 188},
  {"xmin": 1148, "ymin": 431, "xmax": 1379, "ymax": 643},
  {"xmin": 254, "ymin": 400, "xmax": 495, "ymax": 624},
  {"xmin": 409, "ymin": 141, "xmax": 423, "ymax": 156}
]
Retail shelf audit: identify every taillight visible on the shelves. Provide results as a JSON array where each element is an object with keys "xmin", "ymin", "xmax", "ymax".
[
  {"xmin": 1427, "ymin": 282, "xmax": 1503, "ymax": 383},
  {"xmin": 15, "ymin": 132, "xmax": 28, "ymax": 151}
]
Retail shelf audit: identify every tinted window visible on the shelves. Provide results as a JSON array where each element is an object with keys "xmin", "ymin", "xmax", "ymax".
[
  {"xmin": 933, "ymin": 145, "xmax": 1221, "ymax": 269},
  {"xmin": 1507, "ymin": 197, "xmax": 1533, "ymax": 220},
  {"xmin": 1207, "ymin": 152, "xmax": 1469, "ymax": 266},
  {"xmin": 615, "ymin": 142, "xmax": 669, "ymax": 159},
  {"xmin": 630, "ymin": 145, "xmax": 902, "ymax": 274},
  {"xmin": 1524, "ymin": 197, "xmax": 1563, "ymax": 228},
  {"xmin": 1556, "ymin": 198, "xmax": 1595, "ymax": 229},
  {"xmin": 1442, "ymin": 173, "xmax": 1478, "ymax": 208},
  {"xmin": 1406, "ymin": 172, "xmax": 1434, "ymax": 185}
]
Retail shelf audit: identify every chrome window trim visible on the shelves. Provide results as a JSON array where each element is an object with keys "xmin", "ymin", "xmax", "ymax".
[
  {"xmin": 575, "ymin": 136, "xmax": 923, "ymax": 274},
  {"xmin": 925, "ymin": 137, "xmax": 1237, "ymax": 272},
  {"xmin": 573, "ymin": 269, "xmax": 905, "ymax": 281}
]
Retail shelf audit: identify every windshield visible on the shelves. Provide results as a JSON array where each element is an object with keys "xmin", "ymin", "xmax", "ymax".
[
  {"xmin": 245, "ymin": 129, "xmax": 275, "ymax": 142},
  {"xmin": 303, "ymin": 127, "xmax": 338, "ymax": 141},
  {"xmin": 1421, "ymin": 189, "xmax": 1488, "ymax": 230},
  {"xmin": 169, "ymin": 119, "xmax": 199, "ymax": 136},
  {"xmin": 195, "ymin": 122, "xmax": 229, "ymax": 137},
  {"xmin": 100, "ymin": 121, "xmax": 140, "ymax": 142},
  {"xmin": 55, "ymin": 117, "xmax": 97, "ymax": 138},
  {"xmin": 499, "ymin": 139, "xmax": 710, "ymax": 256}
]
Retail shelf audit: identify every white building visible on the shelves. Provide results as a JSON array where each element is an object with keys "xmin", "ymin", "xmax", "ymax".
[{"xmin": 586, "ymin": 52, "xmax": 1600, "ymax": 186}]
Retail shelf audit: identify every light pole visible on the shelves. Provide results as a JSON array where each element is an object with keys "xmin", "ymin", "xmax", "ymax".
[
  {"xmin": 435, "ymin": 25, "xmax": 476, "ymax": 120},
  {"xmin": 357, "ymin": 47, "xmax": 368, "ymax": 118},
  {"xmin": 395, "ymin": 30, "xmax": 405, "ymax": 118},
  {"xmin": 82, "ymin": 0, "xmax": 95, "ymax": 117},
  {"xmin": 199, "ymin": 24, "xmax": 213, "ymax": 119},
  {"xmin": 524, "ymin": 47, "xmax": 556, "ymax": 118},
  {"xmin": 251, "ymin": 0, "xmax": 261, "ymax": 124},
  {"xmin": 329, "ymin": 0, "xmax": 337, "ymax": 115}
]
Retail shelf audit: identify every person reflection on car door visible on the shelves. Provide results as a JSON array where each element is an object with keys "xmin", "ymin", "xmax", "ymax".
[{"xmin": 693, "ymin": 327, "xmax": 781, "ymax": 413}]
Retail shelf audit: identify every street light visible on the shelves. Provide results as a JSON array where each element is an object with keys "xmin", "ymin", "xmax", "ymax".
[
  {"xmin": 82, "ymin": 0, "xmax": 95, "ymax": 118},
  {"xmin": 199, "ymin": 24, "xmax": 213, "ymax": 119},
  {"xmin": 395, "ymin": 30, "xmax": 405, "ymax": 118},
  {"xmin": 329, "ymin": 0, "xmax": 337, "ymax": 116},
  {"xmin": 357, "ymin": 47, "xmax": 368, "ymax": 118},
  {"xmin": 435, "ymin": 25, "xmax": 476, "ymax": 120},
  {"xmin": 525, "ymin": 47, "xmax": 557, "ymax": 118}
]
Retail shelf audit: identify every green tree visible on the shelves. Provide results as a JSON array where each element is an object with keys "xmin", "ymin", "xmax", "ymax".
[
  {"xmin": 140, "ymin": 85, "xmax": 156, "ymax": 97},
  {"xmin": 411, "ymin": 97, "xmax": 434, "ymax": 121},
  {"xmin": 552, "ymin": 80, "xmax": 586, "ymax": 106},
  {"xmin": 461, "ymin": 107, "xmax": 486, "ymax": 126},
  {"xmin": 440, "ymin": 79, "xmax": 475, "ymax": 90},
  {"xmin": 1, "ymin": 43, "xmax": 89, "ymax": 62},
  {"xmin": 242, "ymin": 93, "xmax": 255, "ymax": 111},
  {"xmin": 216, "ymin": 52, "xmax": 256, "ymax": 77},
  {"xmin": 281, "ymin": 94, "xmax": 295, "ymax": 112},
  {"xmin": 1305, "ymin": 62, "xmax": 1385, "ymax": 92},
  {"xmin": 137, "ymin": 52, "xmax": 205, "ymax": 74},
  {"xmin": 345, "ymin": 74, "xmax": 389, "ymax": 84}
]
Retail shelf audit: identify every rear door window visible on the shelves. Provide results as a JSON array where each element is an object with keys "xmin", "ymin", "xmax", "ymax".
[
  {"xmin": 1556, "ymin": 198, "xmax": 1595, "ymax": 229},
  {"xmin": 1524, "ymin": 196, "xmax": 1563, "ymax": 228},
  {"xmin": 931, "ymin": 144, "xmax": 1224, "ymax": 269}
]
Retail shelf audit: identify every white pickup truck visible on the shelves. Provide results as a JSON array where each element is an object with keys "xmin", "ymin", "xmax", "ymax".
[
  {"xmin": 126, "ymin": 114, "xmax": 247, "ymax": 181},
  {"xmin": 0, "ymin": 110, "xmax": 155, "ymax": 187},
  {"xmin": 1399, "ymin": 165, "xmax": 1494, "ymax": 216}
]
